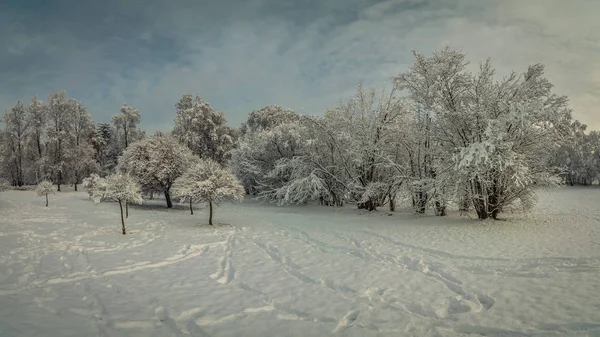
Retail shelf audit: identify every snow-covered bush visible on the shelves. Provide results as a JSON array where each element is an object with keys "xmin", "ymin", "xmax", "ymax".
[
  {"xmin": 36, "ymin": 180, "xmax": 57, "ymax": 207},
  {"xmin": 173, "ymin": 159, "xmax": 244, "ymax": 226},
  {"xmin": 82, "ymin": 173, "xmax": 104, "ymax": 199},
  {"xmin": 91, "ymin": 172, "xmax": 143, "ymax": 235}
]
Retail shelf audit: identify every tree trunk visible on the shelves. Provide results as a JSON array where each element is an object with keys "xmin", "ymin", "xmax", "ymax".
[
  {"xmin": 357, "ymin": 199, "xmax": 377, "ymax": 211},
  {"xmin": 189, "ymin": 199, "xmax": 193, "ymax": 215},
  {"xmin": 126, "ymin": 202, "xmax": 129, "ymax": 218},
  {"xmin": 473, "ymin": 198, "xmax": 488, "ymax": 220},
  {"xmin": 459, "ymin": 191, "xmax": 470, "ymax": 212},
  {"xmin": 388, "ymin": 194, "xmax": 396, "ymax": 212},
  {"xmin": 164, "ymin": 190, "xmax": 173, "ymax": 208},
  {"xmin": 415, "ymin": 191, "xmax": 427, "ymax": 214},
  {"xmin": 208, "ymin": 200, "xmax": 213, "ymax": 226},
  {"xmin": 45, "ymin": 194, "xmax": 48, "ymax": 207},
  {"xmin": 74, "ymin": 169, "xmax": 79, "ymax": 192},
  {"xmin": 434, "ymin": 200, "xmax": 446, "ymax": 216},
  {"xmin": 57, "ymin": 171, "xmax": 62, "ymax": 192},
  {"xmin": 119, "ymin": 200, "xmax": 126, "ymax": 235}
]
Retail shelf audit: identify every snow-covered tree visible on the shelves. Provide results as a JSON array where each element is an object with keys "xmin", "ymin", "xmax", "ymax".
[
  {"xmin": 36, "ymin": 180, "xmax": 57, "ymax": 207},
  {"xmin": 25, "ymin": 97, "xmax": 47, "ymax": 183},
  {"xmin": 92, "ymin": 123, "xmax": 120, "ymax": 175},
  {"xmin": 1, "ymin": 101, "xmax": 29, "ymax": 186},
  {"xmin": 173, "ymin": 159, "xmax": 244, "ymax": 225},
  {"xmin": 549, "ymin": 121, "xmax": 600, "ymax": 185},
  {"xmin": 307, "ymin": 83, "xmax": 407, "ymax": 211},
  {"xmin": 396, "ymin": 48, "xmax": 572, "ymax": 219},
  {"xmin": 68, "ymin": 101, "xmax": 97, "ymax": 191},
  {"xmin": 42, "ymin": 91, "xmax": 99, "ymax": 191},
  {"xmin": 112, "ymin": 104, "xmax": 143, "ymax": 149},
  {"xmin": 82, "ymin": 173, "xmax": 104, "ymax": 199},
  {"xmin": 239, "ymin": 85, "xmax": 407, "ymax": 211},
  {"xmin": 91, "ymin": 172, "xmax": 143, "ymax": 235},
  {"xmin": 243, "ymin": 105, "xmax": 299, "ymax": 134},
  {"xmin": 172, "ymin": 94, "xmax": 237, "ymax": 164},
  {"xmin": 44, "ymin": 91, "xmax": 75, "ymax": 191},
  {"xmin": 118, "ymin": 133, "xmax": 196, "ymax": 208},
  {"xmin": 230, "ymin": 110, "xmax": 306, "ymax": 197}
]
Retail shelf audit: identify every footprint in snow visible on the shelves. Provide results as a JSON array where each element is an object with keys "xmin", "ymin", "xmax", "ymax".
[{"xmin": 332, "ymin": 309, "xmax": 360, "ymax": 334}]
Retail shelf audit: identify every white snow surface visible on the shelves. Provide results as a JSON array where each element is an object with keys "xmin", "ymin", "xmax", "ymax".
[{"xmin": 1, "ymin": 187, "xmax": 600, "ymax": 337}]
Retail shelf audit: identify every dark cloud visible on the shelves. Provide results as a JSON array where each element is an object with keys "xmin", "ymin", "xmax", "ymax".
[{"xmin": 1, "ymin": 0, "xmax": 599, "ymax": 131}]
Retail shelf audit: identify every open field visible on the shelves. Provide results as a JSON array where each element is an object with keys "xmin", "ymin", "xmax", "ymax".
[{"xmin": 1, "ymin": 187, "xmax": 599, "ymax": 336}]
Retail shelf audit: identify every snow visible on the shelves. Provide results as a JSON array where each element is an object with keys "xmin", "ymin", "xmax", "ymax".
[{"xmin": 1, "ymin": 187, "xmax": 599, "ymax": 336}]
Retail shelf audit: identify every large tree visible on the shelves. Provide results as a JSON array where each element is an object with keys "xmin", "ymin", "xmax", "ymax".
[
  {"xmin": 172, "ymin": 94, "xmax": 237, "ymax": 164},
  {"xmin": 45, "ymin": 91, "xmax": 75, "ymax": 191},
  {"xmin": 229, "ymin": 107, "xmax": 306, "ymax": 198},
  {"xmin": 92, "ymin": 122, "xmax": 120, "ymax": 175},
  {"xmin": 242, "ymin": 105, "xmax": 299, "ymax": 134},
  {"xmin": 231, "ymin": 86, "xmax": 407, "ymax": 211},
  {"xmin": 68, "ymin": 101, "xmax": 97, "ymax": 191},
  {"xmin": 395, "ymin": 48, "xmax": 572, "ymax": 219},
  {"xmin": 25, "ymin": 97, "xmax": 47, "ymax": 183},
  {"xmin": 118, "ymin": 133, "xmax": 196, "ymax": 208},
  {"xmin": 112, "ymin": 104, "xmax": 142, "ymax": 150},
  {"xmin": 1, "ymin": 101, "xmax": 29, "ymax": 186}
]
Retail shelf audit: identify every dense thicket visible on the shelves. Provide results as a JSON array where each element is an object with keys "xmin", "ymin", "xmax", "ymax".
[{"xmin": 231, "ymin": 49, "xmax": 581, "ymax": 219}]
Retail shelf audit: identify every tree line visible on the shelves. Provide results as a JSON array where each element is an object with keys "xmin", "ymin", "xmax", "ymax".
[{"xmin": 2, "ymin": 48, "xmax": 599, "ymax": 220}]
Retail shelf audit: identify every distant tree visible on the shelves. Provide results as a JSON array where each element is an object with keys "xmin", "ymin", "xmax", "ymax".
[
  {"xmin": 68, "ymin": 101, "xmax": 97, "ymax": 191},
  {"xmin": 36, "ymin": 180, "xmax": 57, "ymax": 207},
  {"xmin": 91, "ymin": 172, "xmax": 143, "ymax": 235},
  {"xmin": 549, "ymin": 120, "xmax": 600, "ymax": 185},
  {"xmin": 173, "ymin": 159, "xmax": 244, "ymax": 225},
  {"xmin": 24, "ymin": 97, "xmax": 47, "ymax": 184},
  {"xmin": 172, "ymin": 94, "xmax": 237, "ymax": 164},
  {"xmin": 1, "ymin": 101, "xmax": 29, "ymax": 186},
  {"xmin": 244, "ymin": 105, "xmax": 299, "ymax": 134},
  {"xmin": 112, "ymin": 104, "xmax": 142, "ymax": 149},
  {"xmin": 229, "ymin": 107, "xmax": 304, "ymax": 196},
  {"xmin": 118, "ymin": 133, "xmax": 196, "ymax": 208},
  {"xmin": 92, "ymin": 123, "xmax": 119, "ymax": 175},
  {"xmin": 82, "ymin": 173, "xmax": 104, "ymax": 199},
  {"xmin": 45, "ymin": 91, "xmax": 76, "ymax": 191},
  {"xmin": 0, "ymin": 178, "xmax": 10, "ymax": 191}
]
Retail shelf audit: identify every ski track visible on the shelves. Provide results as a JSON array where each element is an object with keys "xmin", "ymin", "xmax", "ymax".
[{"xmin": 1, "ymin": 190, "xmax": 600, "ymax": 336}]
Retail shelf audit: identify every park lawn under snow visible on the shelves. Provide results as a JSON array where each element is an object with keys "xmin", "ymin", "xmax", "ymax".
[{"xmin": 0, "ymin": 188, "xmax": 599, "ymax": 337}]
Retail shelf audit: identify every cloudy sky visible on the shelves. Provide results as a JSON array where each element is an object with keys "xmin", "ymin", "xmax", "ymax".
[{"xmin": 1, "ymin": 0, "xmax": 599, "ymax": 131}]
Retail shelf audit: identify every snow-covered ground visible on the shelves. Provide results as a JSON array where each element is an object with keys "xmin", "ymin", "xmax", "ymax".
[{"xmin": 1, "ymin": 187, "xmax": 599, "ymax": 337}]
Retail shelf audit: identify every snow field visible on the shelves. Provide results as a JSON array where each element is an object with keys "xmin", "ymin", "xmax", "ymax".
[{"xmin": 1, "ymin": 187, "xmax": 600, "ymax": 336}]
